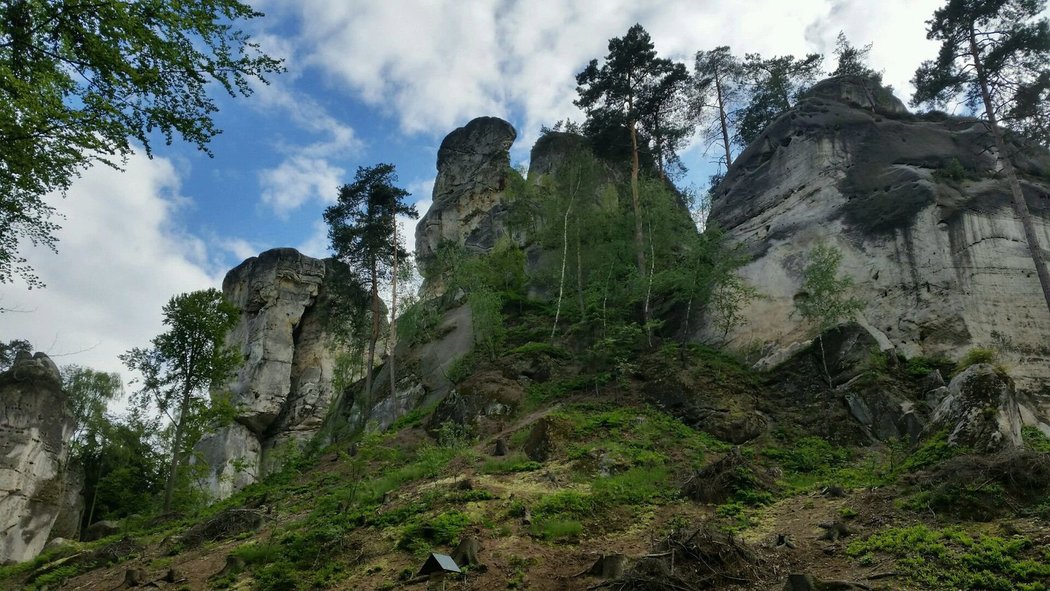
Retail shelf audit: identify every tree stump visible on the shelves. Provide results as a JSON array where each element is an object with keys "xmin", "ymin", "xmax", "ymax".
[
  {"xmin": 123, "ymin": 568, "xmax": 144, "ymax": 587},
  {"xmin": 494, "ymin": 438, "xmax": 508, "ymax": 456},
  {"xmin": 579, "ymin": 554, "xmax": 628, "ymax": 579},
  {"xmin": 451, "ymin": 536, "xmax": 482, "ymax": 567}
]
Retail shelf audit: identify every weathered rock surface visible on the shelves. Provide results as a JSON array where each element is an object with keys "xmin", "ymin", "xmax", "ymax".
[
  {"xmin": 930, "ymin": 363, "xmax": 1023, "ymax": 452},
  {"xmin": 416, "ymin": 116, "xmax": 517, "ymax": 294},
  {"xmin": 705, "ymin": 75, "xmax": 1050, "ymax": 402},
  {"xmin": 197, "ymin": 248, "xmax": 353, "ymax": 500},
  {"xmin": 49, "ymin": 462, "xmax": 84, "ymax": 541},
  {"xmin": 0, "ymin": 352, "xmax": 75, "ymax": 563},
  {"xmin": 324, "ymin": 303, "xmax": 475, "ymax": 437}
]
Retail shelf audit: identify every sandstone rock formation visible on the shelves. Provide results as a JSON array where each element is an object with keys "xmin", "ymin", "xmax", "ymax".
[
  {"xmin": 196, "ymin": 248, "xmax": 352, "ymax": 499},
  {"xmin": 0, "ymin": 352, "xmax": 75, "ymax": 563},
  {"xmin": 705, "ymin": 75, "xmax": 1050, "ymax": 403},
  {"xmin": 415, "ymin": 116, "xmax": 517, "ymax": 294}
]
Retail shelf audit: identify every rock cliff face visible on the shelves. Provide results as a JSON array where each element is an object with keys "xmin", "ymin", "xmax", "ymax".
[
  {"xmin": 197, "ymin": 248, "xmax": 350, "ymax": 499},
  {"xmin": 0, "ymin": 353, "xmax": 75, "ymax": 564},
  {"xmin": 705, "ymin": 75, "xmax": 1050, "ymax": 404},
  {"xmin": 416, "ymin": 116, "xmax": 517, "ymax": 294}
]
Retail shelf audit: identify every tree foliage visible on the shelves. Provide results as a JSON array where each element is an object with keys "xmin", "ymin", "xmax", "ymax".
[
  {"xmin": 832, "ymin": 31, "xmax": 882, "ymax": 81},
  {"xmin": 575, "ymin": 24, "xmax": 689, "ymax": 327},
  {"xmin": 0, "ymin": 0, "xmax": 284, "ymax": 287},
  {"xmin": 120, "ymin": 288, "xmax": 240, "ymax": 511},
  {"xmin": 796, "ymin": 243, "xmax": 864, "ymax": 332},
  {"xmin": 912, "ymin": 0, "xmax": 1050, "ymax": 315},
  {"xmin": 61, "ymin": 365, "xmax": 122, "ymax": 457},
  {"xmin": 0, "ymin": 338, "xmax": 31, "ymax": 371},
  {"xmin": 324, "ymin": 163, "xmax": 417, "ymax": 398},
  {"xmin": 690, "ymin": 46, "xmax": 744, "ymax": 171},
  {"xmin": 736, "ymin": 53, "xmax": 824, "ymax": 146}
]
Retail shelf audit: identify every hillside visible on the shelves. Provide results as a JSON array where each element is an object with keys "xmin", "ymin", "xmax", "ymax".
[{"xmin": 4, "ymin": 297, "xmax": 1050, "ymax": 590}]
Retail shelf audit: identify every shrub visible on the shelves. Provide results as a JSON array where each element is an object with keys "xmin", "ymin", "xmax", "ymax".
[
  {"xmin": 955, "ymin": 347, "xmax": 998, "ymax": 373},
  {"xmin": 530, "ymin": 518, "xmax": 583, "ymax": 541}
]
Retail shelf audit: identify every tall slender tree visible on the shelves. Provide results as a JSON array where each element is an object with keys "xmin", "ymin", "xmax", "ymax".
[
  {"xmin": 691, "ymin": 46, "xmax": 744, "ymax": 171},
  {"xmin": 575, "ymin": 24, "xmax": 686, "ymax": 326},
  {"xmin": 324, "ymin": 164, "xmax": 417, "ymax": 400},
  {"xmin": 912, "ymin": 0, "xmax": 1050, "ymax": 315},
  {"xmin": 121, "ymin": 289, "xmax": 240, "ymax": 511}
]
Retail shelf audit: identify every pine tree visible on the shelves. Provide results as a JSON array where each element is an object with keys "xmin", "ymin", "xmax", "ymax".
[
  {"xmin": 832, "ymin": 32, "xmax": 882, "ymax": 81},
  {"xmin": 691, "ymin": 46, "xmax": 744, "ymax": 171},
  {"xmin": 575, "ymin": 24, "xmax": 687, "ymax": 327},
  {"xmin": 912, "ymin": 0, "xmax": 1050, "ymax": 315},
  {"xmin": 324, "ymin": 164, "xmax": 417, "ymax": 400},
  {"xmin": 736, "ymin": 53, "xmax": 824, "ymax": 146}
]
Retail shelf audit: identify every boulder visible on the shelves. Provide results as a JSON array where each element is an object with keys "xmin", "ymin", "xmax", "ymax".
[
  {"xmin": 929, "ymin": 363, "xmax": 1023, "ymax": 452},
  {"xmin": 0, "ymin": 352, "xmax": 75, "ymax": 563},
  {"xmin": 83, "ymin": 519, "xmax": 121, "ymax": 542},
  {"xmin": 703, "ymin": 74, "xmax": 1050, "ymax": 403}
]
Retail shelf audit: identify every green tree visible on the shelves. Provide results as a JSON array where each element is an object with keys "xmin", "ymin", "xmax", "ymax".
[
  {"xmin": 0, "ymin": 0, "xmax": 283, "ymax": 287},
  {"xmin": 795, "ymin": 243, "xmax": 864, "ymax": 385},
  {"xmin": 61, "ymin": 365, "xmax": 122, "ymax": 458},
  {"xmin": 736, "ymin": 53, "xmax": 824, "ymax": 146},
  {"xmin": 691, "ymin": 46, "xmax": 744, "ymax": 171},
  {"xmin": 575, "ymin": 24, "xmax": 687, "ymax": 327},
  {"xmin": 120, "ymin": 288, "xmax": 240, "ymax": 511},
  {"xmin": 0, "ymin": 338, "xmax": 31, "ymax": 370},
  {"xmin": 912, "ymin": 0, "xmax": 1050, "ymax": 316},
  {"xmin": 831, "ymin": 31, "xmax": 882, "ymax": 81},
  {"xmin": 324, "ymin": 164, "xmax": 417, "ymax": 399},
  {"xmin": 80, "ymin": 409, "xmax": 165, "ymax": 528}
]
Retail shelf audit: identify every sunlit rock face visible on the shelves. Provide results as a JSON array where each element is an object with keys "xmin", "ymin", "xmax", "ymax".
[
  {"xmin": 0, "ymin": 352, "xmax": 75, "ymax": 563},
  {"xmin": 705, "ymin": 75, "xmax": 1050, "ymax": 405},
  {"xmin": 197, "ymin": 248, "xmax": 351, "ymax": 500},
  {"xmin": 415, "ymin": 116, "xmax": 517, "ymax": 295}
]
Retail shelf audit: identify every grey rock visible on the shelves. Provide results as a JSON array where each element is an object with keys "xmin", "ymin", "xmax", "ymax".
[
  {"xmin": 197, "ymin": 248, "xmax": 363, "ymax": 500},
  {"xmin": 416, "ymin": 117, "xmax": 517, "ymax": 294},
  {"xmin": 49, "ymin": 461, "xmax": 84, "ymax": 541},
  {"xmin": 930, "ymin": 363, "xmax": 1024, "ymax": 452},
  {"xmin": 0, "ymin": 352, "xmax": 75, "ymax": 563},
  {"xmin": 83, "ymin": 519, "xmax": 121, "ymax": 542},
  {"xmin": 702, "ymin": 74, "xmax": 1050, "ymax": 403}
]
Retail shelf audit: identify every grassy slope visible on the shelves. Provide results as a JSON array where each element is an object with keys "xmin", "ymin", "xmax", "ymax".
[{"xmin": 5, "ymin": 338, "xmax": 1050, "ymax": 591}]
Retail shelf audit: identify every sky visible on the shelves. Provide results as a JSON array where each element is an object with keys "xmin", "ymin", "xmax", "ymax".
[{"xmin": 0, "ymin": 0, "xmax": 956, "ymax": 390}]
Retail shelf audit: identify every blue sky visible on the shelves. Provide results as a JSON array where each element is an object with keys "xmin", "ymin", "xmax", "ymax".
[{"xmin": 2, "ymin": 0, "xmax": 963, "ymax": 381}]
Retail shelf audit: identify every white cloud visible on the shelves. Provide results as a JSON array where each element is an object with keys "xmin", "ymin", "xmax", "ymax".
[
  {"xmin": 218, "ymin": 237, "xmax": 263, "ymax": 263},
  {"xmin": 0, "ymin": 154, "xmax": 222, "ymax": 386},
  {"xmin": 258, "ymin": 155, "xmax": 345, "ymax": 217},
  {"xmin": 256, "ymin": 0, "xmax": 952, "ymax": 155}
]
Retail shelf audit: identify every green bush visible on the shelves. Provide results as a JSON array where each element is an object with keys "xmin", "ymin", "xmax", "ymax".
[
  {"xmin": 1023, "ymin": 426, "xmax": 1050, "ymax": 453},
  {"xmin": 764, "ymin": 436, "xmax": 852, "ymax": 474},
  {"xmin": 530, "ymin": 518, "xmax": 583, "ymax": 541},
  {"xmin": 481, "ymin": 453, "xmax": 542, "ymax": 474},
  {"xmin": 848, "ymin": 525, "xmax": 1050, "ymax": 590},
  {"xmin": 397, "ymin": 511, "xmax": 472, "ymax": 552},
  {"xmin": 955, "ymin": 347, "xmax": 998, "ymax": 373}
]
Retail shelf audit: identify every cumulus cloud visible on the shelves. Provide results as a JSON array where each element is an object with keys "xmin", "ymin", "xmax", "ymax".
[
  {"xmin": 259, "ymin": 155, "xmax": 345, "ymax": 217},
  {"xmin": 256, "ymin": 0, "xmax": 952, "ymax": 154},
  {"xmin": 0, "ymin": 154, "xmax": 223, "ymax": 383}
]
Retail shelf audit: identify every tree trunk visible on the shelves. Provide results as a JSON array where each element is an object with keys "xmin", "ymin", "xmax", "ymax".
[
  {"xmin": 551, "ymin": 176, "xmax": 579, "ymax": 341},
  {"xmin": 969, "ymin": 30, "xmax": 1050, "ymax": 317},
  {"xmin": 575, "ymin": 213, "xmax": 585, "ymax": 319},
  {"xmin": 715, "ymin": 72, "xmax": 733, "ymax": 169},
  {"xmin": 365, "ymin": 266, "xmax": 379, "ymax": 402},
  {"xmin": 163, "ymin": 379, "xmax": 194, "ymax": 512},
  {"xmin": 390, "ymin": 216, "xmax": 398, "ymax": 401},
  {"xmin": 628, "ymin": 119, "xmax": 650, "ymax": 327}
]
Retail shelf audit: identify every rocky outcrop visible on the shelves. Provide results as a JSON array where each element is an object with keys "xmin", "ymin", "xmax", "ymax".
[
  {"xmin": 930, "ymin": 363, "xmax": 1023, "ymax": 452},
  {"xmin": 415, "ymin": 117, "xmax": 517, "ymax": 294},
  {"xmin": 705, "ymin": 75, "xmax": 1050, "ymax": 402},
  {"xmin": 196, "ymin": 248, "xmax": 353, "ymax": 500},
  {"xmin": 0, "ymin": 352, "xmax": 75, "ymax": 563}
]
